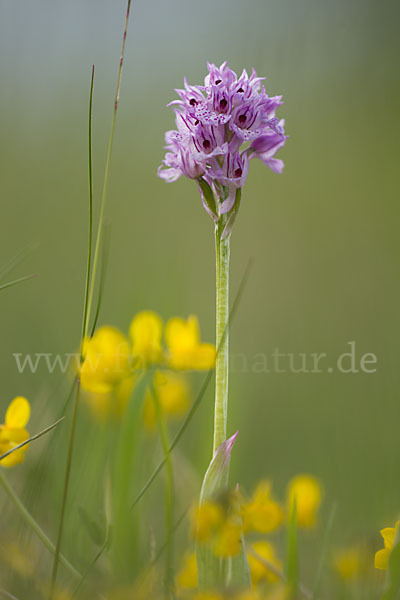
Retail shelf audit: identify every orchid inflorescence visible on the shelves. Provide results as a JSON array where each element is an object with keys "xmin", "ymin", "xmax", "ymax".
[{"xmin": 158, "ymin": 62, "xmax": 287, "ymax": 238}]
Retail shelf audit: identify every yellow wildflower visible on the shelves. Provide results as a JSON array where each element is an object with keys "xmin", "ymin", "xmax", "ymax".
[
  {"xmin": 80, "ymin": 326, "xmax": 134, "ymax": 419},
  {"xmin": 286, "ymin": 474, "xmax": 322, "ymax": 528},
  {"xmin": 84, "ymin": 374, "xmax": 136, "ymax": 420},
  {"xmin": 264, "ymin": 585, "xmax": 290, "ymax": 600},
  {"xmin": 80, "ymin": 326, "xmax": 132, "ymax": 393},
  {"xmin": 165, "ymin": 315, "xmax": 216, "ymax": 370},
  {"xmin": 242, "ymin": 481, "xmax": 284, "ymax": 534},
  {"xmin": 0, "ymin": 396, "xmax": 30, "ymax": 467},
  {"xmin": 176, "ymin": 552, "xmax": 198, "ymax": 589},
  {"xmin": 247, "ymin": 541, "xmax": 282, "ymax": 584},
  {"xmin": 213, "ymin": 518, "xmax": 242, "ymax": 557},
  {"xmin": 333, "ymin": 546, "xmax": 364, "ymax": 580},
  {"xmin": 375, "ymin": 521, "xmax": 400, "ymax": 570},
  {"xmin": 235, "ymin": 590, "xmax": 263, "ymax": 600},
  {"xmin": 130, "ymin": 310, "xmax": 164, "ymax": 366},
  {"xmin": 194, "ymin": 593, "xmax": 224, "ymax": 600},
  {"xmin": 191, "ymin": 501, "xmax": 224, "ymax": 543},
  {"xmin": 108, "ymin": 569, "xmax": 157, "ymax": 600},
  {"xmin": 142, "ymin": 371, "xmax": 190, "ymax": 430},
  {"xmin": 236, "ymin": 588, "xmax": 287, "ymax": 600},
  {"xmin": 0, "ymin": 540, "xmax": 34, "ymax": 577}
]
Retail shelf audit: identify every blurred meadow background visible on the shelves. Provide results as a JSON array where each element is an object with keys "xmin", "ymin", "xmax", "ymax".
[{"xmin": 1, "ymin": 0, "xmax": 400, "ymax": 596}]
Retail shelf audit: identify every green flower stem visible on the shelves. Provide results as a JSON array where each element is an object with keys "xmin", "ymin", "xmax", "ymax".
[
  {"xmin": 213, "ymin": 224, "xmax": 230, "ymax": 456},
  {"xmin": 0, "ymin": 471, "xmax": 80, "ymax": 581},
  {"xmin": 151, "ymin": 381, "xmax": 175, "ymax": 599}
]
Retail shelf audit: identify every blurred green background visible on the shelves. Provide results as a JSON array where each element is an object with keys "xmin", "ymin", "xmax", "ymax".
[{"xmin": 1, "ymin": 0, "xmax": 400, "ymax": 594}]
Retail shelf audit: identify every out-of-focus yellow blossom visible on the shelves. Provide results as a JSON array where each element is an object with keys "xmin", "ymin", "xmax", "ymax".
[
  {"xmin": 0, "ymin": 540, "xmax": 34, "ymax": 577},
  {"xmin": 193, "ymin": 593, "xmax": 224, "ymax": 600},
  {"xmin": 213, "ymin": 518, "xmax": 242, "ymax": 557},
  {"xmin": 84, "ymin": 375, "xmax": 136, "ymax": 420},
  {"xmin": 80, "ymin": 326, "xmax": 132, "ymax": 393},
  {"xmin": 165, "ymin": 315, "xmax": 216, "ymax": 370},
  {"xmin": 333, "ymin": 546, "xmax": 364, "ymax": 580},
  {"xmin": 176, "ymin": 552, "xmax": 198, "ymax": 589},
  {"xmin": 37, "ymin": 582, "xmax": 73, "ymax": 600},
  {"xmin": 237, "ymin": 588, "xmax": 287, "ymax": 600},
  {"xmin": 142, "ymin": 371, "xmax": 190, "ymax": 430},
  {"xmin": 54, "ymin": 591, "xmax": 73, "ymax": 600},
  {"xmin": 0, "ymin": 396, "xmax": 30, "ymax": 467},
  {"xmin": 108, "ymin": 569, "xmax": 158, "ymax": 600},
  {"xmin": 242, "ymin": 481, "xmax": 284, "ymax": 534},
  {"xmin": 286, "ymin": 474, "xmax": 322, "ymax": 528},
  {"xmin": 130, "ymin": 310, "xmax": 164, "ymax": 366},
  {"xmin": 235, "ymin": 590, "xmax": 263, "ymax": 600},
  {"xmin": 263, "ymin": 586, "xmax": 289, "ymax": 600},
  {"xmin": 247, "ymin": 541, "xmax": 282, "ymax": 585},
  {"xmin": 191, "ymin": 501, "xmax": 224, "ymax": 543},
  {"xmin": 80, "ymin": 326, "xmax": 134, "ymax": 419},
  {"xmin": 375, "ymin": 521, "xmax": 400, "ymax": 570}
]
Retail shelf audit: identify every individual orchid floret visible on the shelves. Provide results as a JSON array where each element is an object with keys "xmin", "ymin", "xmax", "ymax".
[
  {"xmin": 249, "ymin": 124, "xmax": 287, "ymax": 174},
  {"xmin": 158, "ymin": 61, "xmax": 287, "ymax": 237}
]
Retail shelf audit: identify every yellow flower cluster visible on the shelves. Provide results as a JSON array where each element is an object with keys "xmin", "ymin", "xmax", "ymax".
[
  {"xmin": 189, "ymin": 484, "xmax": 283, "ymax": 584},
  {"xmin": 191, "ymin": 476, "xmax": 322, "ymax": 555},
  {"xmin": 184, "ymin": 475, "xmax": 322, "ymax": 591},
  {"xmin": 0, "ymin": 396, "xmax": 30, "ymax": 467},
  {"xmin": 375, "ymin": 520, "xmax": 400, "ymax": 570},
  {"xmin": 176, "ymin": 550, "xmax": 287, "ymax": 600},
  {"xmin": 79, "ymin": 311, "xmax": 216, "ymax": 420}
]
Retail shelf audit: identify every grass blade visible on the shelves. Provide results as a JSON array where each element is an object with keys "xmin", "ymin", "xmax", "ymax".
[
  {"xmin": 84, "ymin": 0, "xmax": 132, "ymax": 341},
  {"xmin": 0, "ymin": 273, "xmax": 37, "ymax": 292},
  {"xmin": 0, "ymin": 417, "xmax": 64, "ymax": 463},
  {"xmin": 90, "ymin": 220, "xmax": 111, "ymax": 336},
  {"xmin": 0, "ymin": 244, "xmax": 37, "ymax": 283},
  {"xmin": 81, "ymin": 64, "xmax": 95, "ymax": 347}
]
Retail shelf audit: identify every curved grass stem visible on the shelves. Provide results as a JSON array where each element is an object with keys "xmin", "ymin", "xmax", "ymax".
[{"xmin": 84, "ymin": 0, "xmax": 132, "ymax": 340}]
